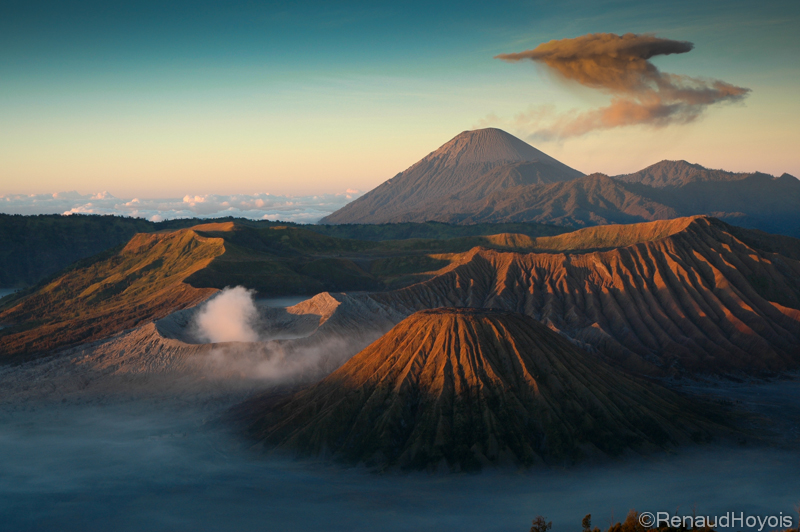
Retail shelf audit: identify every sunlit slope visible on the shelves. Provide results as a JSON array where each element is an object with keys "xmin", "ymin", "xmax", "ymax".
[
  {"xmin": 0, "ymin": 223, "xmax": 384, "ymax": 360},
  {"xmin": 373, "ymin": 217, "xmax": 800, "ymax": 375},
  {"xmin": 248, "ymin": 309, "xmax": 721, "ymax": 471},
  {"xmin": 0, "ymin": 228, "xmax": 224, "ymax": 360},
  {"xmin": 0, "ymin": 221, "xmax": 555, "ymax": 361}
]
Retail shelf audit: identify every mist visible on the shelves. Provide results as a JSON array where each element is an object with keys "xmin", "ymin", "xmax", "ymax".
[
  {"xmin": 196, "ymin": 334, "xmax": 377, "ymax": 386},
  {"xmin": 3, "ymin": 311, "xmax": 800, "ymax": 531},
  {"xmin": 187, "ymin": 287, "xmax": 385, "ymax": 385},
  {"xmin": 1, "ymin": 399, "xmax": 798, "ymax": 532}
]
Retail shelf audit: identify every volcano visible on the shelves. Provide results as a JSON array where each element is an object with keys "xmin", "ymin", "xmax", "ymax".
[
  {"xmin": 320, "ymin": 128, "xmax": 583, "ymax": 224},
  {"xmin": 320, "ymin": 129, "xmax": 800, "ymax": 237},
  {"xmin": 247, "ymin": 308, "xmax": 719, "ymax": 471}
]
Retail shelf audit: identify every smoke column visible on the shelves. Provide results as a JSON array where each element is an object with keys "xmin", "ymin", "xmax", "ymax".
[{"xmin": 194, "ymin": 286, "xmax": 259, "ymax": 343}]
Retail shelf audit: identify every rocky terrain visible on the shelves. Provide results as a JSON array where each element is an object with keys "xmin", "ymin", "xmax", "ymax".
[
  {"xmin": 245, "ymin": 308, "xmax": 724, "ymax": 471},
  {"xmin": 4, "ymin": 204, "xmax": 800, "ymax": 477},
  {"xmin": 6, "ymin": 215, "xmax": 800, "ymax": 379},
  {"xmin": 243, "ymin": 216, "xmax": 800, "ymax": 378},
  {"xmin": 365, "ymin": 216, "xmax": 800, "ymax": 376}
]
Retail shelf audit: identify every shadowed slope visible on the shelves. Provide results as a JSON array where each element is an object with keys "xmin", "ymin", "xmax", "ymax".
[
  {"xmin": 372, "ymin": 217, "xmax": 800, "ymax": 375},
  {"xmin": 615, "ymin": 160, "xmax": 756, "ymax": 188},
  {"xmin": 448, "ymin": 174, "xmax": 678, "ymax": 226},
  {"xmin": 248, "ymin": 309, "xmax": 720, "ymax": 471}
]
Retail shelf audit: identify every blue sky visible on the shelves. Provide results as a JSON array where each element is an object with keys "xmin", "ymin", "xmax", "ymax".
[{"xmin": 2, "ymin": 0, "xmax": 798, "ymax": 196}]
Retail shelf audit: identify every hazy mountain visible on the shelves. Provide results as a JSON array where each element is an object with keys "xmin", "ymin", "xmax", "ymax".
[
  {"xmin": 624, "ymin": 169, "xmax": 800, "ymax": 236},
  {"xmin": 321, "ymin": 130, "xmax": 800, "ymax": 237},
  {"xmin": 615, "ymin": 160, "xmax": 757, "ymax": 188},
  {"xmin": 444, "ymin": 173, "xmax": 679, "ymax": 226},
  {"xmin": 320, "ymin": 128, "xmax": 583, "ymax": 224},
  {"xmin": 246, "ymin": 308, "xmax": 720, "ymax": 471}
]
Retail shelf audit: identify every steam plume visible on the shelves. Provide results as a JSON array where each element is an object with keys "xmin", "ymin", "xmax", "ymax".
[
  {"xmin": 189, "ymin": 287, "xmax": 383, "ymax": 384},
  {"xmin": 194, "ymin": 286, "xmax": 259, "ymax": 343},
  {"xmin": 495, "ymin": 33, "xmax": 750, "ymax": 139}
]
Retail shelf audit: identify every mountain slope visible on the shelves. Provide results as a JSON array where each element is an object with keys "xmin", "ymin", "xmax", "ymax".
[
  {"xmin": 0, "ymin": 222, "xmax": 380, "ymax": 361},
  {"xmin": 0, "ymin": 226, "xmax": 225, "ymax": 361},
  {"xmin": 615, "ymin": 160, "xmax": 755, "ymax": 188},
  {"xmin": 2, "ymin": 221, "xmax": 577, "ymax": 361},
  {"xmin": 369, "ymin": 217, "xmax": 800, "ymax": 376},
  {"xmin": 320, "ymin": 128, "xmax": 583, "ymax": 224},
  {"xmin": 321, "ymin": 130, "xmax": 800, "ymax": 237},
  {"xmin": 247, "ymin": 308, "xmax": 721, "ymax": 471},
  {"xmin": 443, "ymin": 174, "xmax": 679, "ymax": 226}
]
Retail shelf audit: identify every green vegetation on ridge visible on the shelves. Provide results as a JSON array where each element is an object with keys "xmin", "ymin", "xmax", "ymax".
[
  {"xmin": 0, "ymin": 220, "xmax": 569, "ymax": 361},
  {"xmin": 0, "ymin": 213, "xmax": 569, "ymax": 289}
]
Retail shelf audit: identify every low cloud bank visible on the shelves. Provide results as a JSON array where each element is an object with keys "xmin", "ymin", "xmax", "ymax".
[{"xmin": 0, "ymin": 190, "xmax": 362, "ymax": 223}]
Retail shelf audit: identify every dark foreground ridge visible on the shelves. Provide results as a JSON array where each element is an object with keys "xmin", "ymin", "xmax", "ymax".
[{"xmin": 246, "ymin": 308, "xmax": 725, "ymax": 471}]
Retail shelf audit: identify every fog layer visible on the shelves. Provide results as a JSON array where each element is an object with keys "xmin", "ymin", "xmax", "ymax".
[{"xmin": 1, "ymin": 398, "xmax": 798, "ymax": 532}]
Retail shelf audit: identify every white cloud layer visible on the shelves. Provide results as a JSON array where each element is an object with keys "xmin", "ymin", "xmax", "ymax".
[{"xmin": 0, "ymin": 190, "xmax": 362, "ymax": 224}]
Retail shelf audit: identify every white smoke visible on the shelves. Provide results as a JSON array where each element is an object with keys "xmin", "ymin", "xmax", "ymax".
[
  {"xmin": 199, "ymin": 336, "xmax": 374, "ymax": 385},
  {"xmin": 193, "ymin": 287, "xmax": 259, "ymax": 343},
  {"xmin": 188, "ymin": 286, "xmax": 388, "ymax": 384}
]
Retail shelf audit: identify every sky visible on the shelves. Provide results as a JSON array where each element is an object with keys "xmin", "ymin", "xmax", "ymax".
[{"xmin": 1, "ymin": 0, "xmax": 799, "ymax": 203}]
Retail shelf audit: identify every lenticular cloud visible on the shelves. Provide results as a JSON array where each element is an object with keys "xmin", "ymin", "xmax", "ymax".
[{"xmin": 495, "ymin": 32, "xmax": 750, "ymax": 140}]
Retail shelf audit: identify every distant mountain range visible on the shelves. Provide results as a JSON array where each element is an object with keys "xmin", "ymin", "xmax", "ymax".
[{"xmin": 321, "ymin": 128, "xmax": 800, "ymax": 237}]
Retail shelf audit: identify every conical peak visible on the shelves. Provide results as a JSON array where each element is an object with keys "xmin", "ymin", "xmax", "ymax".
[
  {"xmin": 387, "ymin": 307, "xmax": 536, "ymax": 340},
  {"xmin": 411, "ymin": 307, "xmax": 515, "ymax": 318},
  {"xmin": 428, "ymin": 128, "xmax": 558, "ymax": 167},
  {"xmin": 341, "ymin": 308, "xmax": 572, "ymax": 385},
  {"xmin": 251, "ymin": 306, "xmax": 719, "ymax": 470}
]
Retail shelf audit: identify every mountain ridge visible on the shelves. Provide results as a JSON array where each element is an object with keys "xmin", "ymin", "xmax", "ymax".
[
  {"xmin": 367, "ymin": 216, "xmax": 800, "ymax": 376},
  {"xmin": 321, "ymin": 129, "xmax": 800, "ymax": 237}
]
